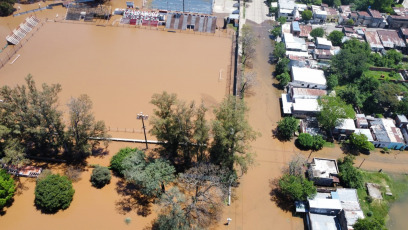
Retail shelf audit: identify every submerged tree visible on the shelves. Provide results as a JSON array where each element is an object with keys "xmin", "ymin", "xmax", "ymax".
[
  {"xmin": 0, "ymin": 75, "xmax": 65, "ymax": 156},
  {"xmin": 210, "ymin": 96, "xmax": 259, "ymax": 175},
  {"xmin": 240, "ymin": 24, "xmax": 257, "ymax": 66},
  {"xmin": 67, "ymin": 94, "xmax": 110, "ymax": 159},
  {"xmin": 122, "ymin": 150, "xmax": 176, "ymax": 197}
]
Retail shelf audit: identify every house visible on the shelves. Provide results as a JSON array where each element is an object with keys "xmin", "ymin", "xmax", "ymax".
[
  {"xmin": 399, "ymin": 28, "xmax": 408, "ymax": 43},
  {"xmin": 356, "ymin": 11, "xmax": 372, "ymax": 26},
  {"xmin": 393, "ymin": 7, "xmax": 408, "ymax": 17},
  {"xmin": 342, "ymin": 27, "xmax": 354, "ymax": 36},
  {"xmin": 396, "ymin": 115, "xmax": 408, "ymax": 128},
  {"xmin": 339, "ymin": 5, "xmax": 351, "ymax": 15},
  {"xmin": 364, "ymin": 31, "xmax": 384, "ymax": 52},
  {"xmin": 355, "ymin": 128, "xmax": 374, "ymax": 142},
  {"xmin": 278, "ymin": 0, "xmax": 296, "ymax": 21},
  {"xmin": 299, "ymin": 24, "xmax": 312, "ymax": 38},
  {"xmin": 335, "ymin": 188, "xmax": 365, "ymax": 230},
  {"xmin": 333, "ymin": 119, "xmax": 356, "ymax": 138},
  {"xmin": 290, "ymin": 66, "xmax": 327, "ymax": 89},
  {"xmin": 288, "ymin": 55, "xmax": 307, "ymax": 68},
  {"xmin": 308, "ymin": 158, "xmax": 340, "ymax": 186},
  {"xmin": 324, "ymin": 7, "xmax": 339, "ymax": 23},
  {"xmin": 290, "ymin": 87, "xmax": 327, "ymax": 99},
  {"xmin": 312, "ymin": 5, "xmax": 327, "ymax": 24},
  {"xmin": 369, "ymin": 118, "xmax": 406, "ymax": 149},
  {"xmin": 315, "ymin": 37, "xmax": 332, "ymax": 50},
  {"xmin": 283, "ymin": 33, "xmax": 307, "ymax": 51},
  {"xmin": 387, "ymin": 15, "xmax": 408, "ymax": 29},
  {"xmin": 281, "ymin": 87, "xmax": 326, "ymax": 117},
  {"xmin": 313, "ymin": 49, "xmax": 333, "ymax": 59},
  {"xmin": 355, "ymin": 114, "xmax": 369, "ymax": 128},
  {"xmin": 377, "ymin": 30, "xmax": 406, "ymax": 50},
  {"xmin": 291, "ymin": 21, "xmax": 301, "ymax": 36},
  {"xmin": 309, "ymin": 198, "xmax": 343, "ymax": 214},
  {"xmin": 367, "ymin": 9, "xmax": 386, "ymax": 28}
]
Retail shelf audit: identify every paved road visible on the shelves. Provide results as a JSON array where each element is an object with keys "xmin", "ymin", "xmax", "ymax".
[{"xmin": 245, "ymin": 0, "xmax": 273, "ymax": 24}]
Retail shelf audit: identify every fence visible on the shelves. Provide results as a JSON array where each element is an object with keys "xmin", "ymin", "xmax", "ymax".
[
  {"xmin": 0, "ymin": 20, "xmax": 45, "ymax": 70},
  {"xmin": 107, "ymin": 127, "xmax": 144, "ymax": 133}
]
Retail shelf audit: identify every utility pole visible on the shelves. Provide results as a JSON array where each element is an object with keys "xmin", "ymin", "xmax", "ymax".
[{"xmin": 137, "ymin": 112, "xmax": 149, "ymax": 150}]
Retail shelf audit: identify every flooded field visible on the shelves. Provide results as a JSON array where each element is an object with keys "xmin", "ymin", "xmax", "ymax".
[
  {"xmin": 388, "ymin": 191, "xmax": 408, "ymax": 230},
  {"xmin": 0, "ymin": 5, "xmax": 232, "ymax": 229}
]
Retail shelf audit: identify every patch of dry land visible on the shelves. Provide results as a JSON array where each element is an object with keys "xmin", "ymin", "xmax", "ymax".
[{"xmin": 0, "ymin": 5, "xmax": 232, "ymax": 229}]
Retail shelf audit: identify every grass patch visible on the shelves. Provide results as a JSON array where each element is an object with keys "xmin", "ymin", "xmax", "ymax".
[
  {"xmin": 363, "ymin": 70, "xmax": 402, "ymax": 81},
  {"xmin": 323, "ymin": 141, "xmax": 335, "ymax": 148},
  {"xmin": 357, "ymin": 171, "xmax": 408, "ymax": 224}
]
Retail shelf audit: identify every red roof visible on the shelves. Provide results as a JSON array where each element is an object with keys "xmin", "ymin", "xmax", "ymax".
[{"xmin": 357, "ymin": 11, "xmax": 370, "ymax": 17}]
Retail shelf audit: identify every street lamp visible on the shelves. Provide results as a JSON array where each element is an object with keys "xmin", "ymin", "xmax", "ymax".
[{"xmin": 137, "ymin": 112, "xmax": 149, "ymax": 150}]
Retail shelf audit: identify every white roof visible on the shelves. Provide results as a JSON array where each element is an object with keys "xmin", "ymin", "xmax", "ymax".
[
  {"xmin": 292, "ymin": 98, "xmax": 321, "ymax": 112},
  {"xmin": 311, "ymin": 158, "xmax": 339, "ymax": 178},
  {"xmin": 271, "ymin": 2, "xmax": 278, "ymax": 8},
  {"xmin": 280, "ymin": 8, "xmax": 294, "ymax": 14},
  {"xmin": 335, "ymin": 118, "xmax": 356, "ymax": 130},
  {"xmin": 286, "ymin": 50, "xmax": 310, "ymax": 57},
  {"xmin": 316, "ymin": 37, "xmax": 333, "ymax": 47},
  {"xmin": 355, "ymin": 129, "xmax": 374, "ymax": 142},
  {"xmin": 281, "ymin": 93, "xmax": 293, "ymax": 114},
  {"xmin": 279, "ymin": 0, "xmax": 295, "ymax": 10},
  {"xmin": 309, "ymin": 198, "xmax": 342, "ymax": 210},
  {"xmin": 291, "ymin": 66, "xmax": 326, "ymax": 85},
  {"xmin": 309, "ymin": 213, "xmax": 339, "ymax": 230}
]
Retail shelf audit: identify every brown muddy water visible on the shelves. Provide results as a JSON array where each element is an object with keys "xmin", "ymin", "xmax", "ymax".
[
  {"xmin": 388, "ymin": 191, "xmax": 408, "ymax": 230},
  {"xmin": 0, "ymin": 9, "xmax": 232, "ymax": 230}
]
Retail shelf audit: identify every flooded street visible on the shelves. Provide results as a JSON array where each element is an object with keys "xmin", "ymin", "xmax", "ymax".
[{"xmin": 388, "ymin": 191, "xmax": 408, "ymax": 230}]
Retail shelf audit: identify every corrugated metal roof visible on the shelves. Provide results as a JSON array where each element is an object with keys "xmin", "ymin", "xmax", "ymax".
[
  {"xmin": 364, "ymin": 31, "xmax": 383, "ymax": 49},
  {"xmin": 377, "ymin": 30, "xmax": 406, "ymax": 48}
]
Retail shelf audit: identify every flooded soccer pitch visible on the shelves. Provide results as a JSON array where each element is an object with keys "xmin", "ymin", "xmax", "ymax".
[{"xmin": 0, "ymin": 6, "xmax": 233, "ymax": 229}]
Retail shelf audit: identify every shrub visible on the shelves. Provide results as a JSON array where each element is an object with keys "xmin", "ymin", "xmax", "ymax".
[
  {"xmin": 90, "ymin": 166, "xmax": 111, "ymax": 188},
  {"xmin": 110, "ymin": 147, "xmax": 139, "ymax": 176},
  {"xmin": 277, "ymin": 117, "xmax": 298, "ymax": 141},
  {"xmin": 64, "ymin": 166, "xmax": 82, "ymax": 182},
  {"xmin": 0, "ymin": 169, "xmax": 15, "ymax": 209},
  {"xmin": 298, "ymin": 133, "xmax": 314, "ymax": 149},
  {"xmin": 34, "ymin": 174, "xmax": 75, "ymax": 213},
  {"xmin": 312, "ymin": 135, "xmax": 325, "ymax": 151},
  {"xmin": 338, "ymin": 155, "xmax": 363, "ymax": 189}
]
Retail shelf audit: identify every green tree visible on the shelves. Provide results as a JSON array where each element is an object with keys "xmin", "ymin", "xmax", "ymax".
[
  {"xmin": 326, "ymin": 74, "xmax": 339, "ymax": 89},
  {"xmin": 277, "ymin": 16, "xmax": 287, "ymax": 25},
  {"xmin": 301, "ymin": 10, "xmax": 313, "ymax": 20},
  {"xmin": 270, "ymin": 26, "xmax": 282, "ymax": 37},
  {"xmin": 297, "ymin": 133, "xmax": 314, "ymax": 149},
  {"xmin": 318, "ymin": 96, "xmax": 355, "ymax": 132},
  {"xmin": 347, "ymin": 19, "xmax": 354, "ymax": 25},
  {"xmin": 312, "ymin": 135, "xmax": 325, "ymax": 151},
  {"xmin": 192, "ymin": 103, "xmax": 210, "ymax": 162},
  {"xmin": 34, "ymin": 174, "xmax": 75, "ymax": 213},
  {"xmin": 279, "ymin": 174, "xmax": 317, "ymax": 201},
  {"xmin": 374, "ymin": 82, "xmax": 401, "ymax": 112},
  {"xmin": 210, "ymin": 96, "xmax": 258, "ymax": 175},
  {"xmin": 0, "ymin": 169, "xmax": 15, "ymax": 209},
  {"xmin": 273, "ymin": 42, "xmax": 286, "ymax": 60},
  {"xmin": 331, "ymin": 39, "xmax": 370, "ymax": 82},
  {"xmin": 0, "ymin": 1, "xmax": 15, "ymax": 17},
  {"xmin": 277, "ymin": 117, "xmax": 298, "ymax": 141},
  {"xmin": 122, "ymin": 151, "xmax": 176, "ymax": 197},
  {"xmin": 338, "ymin": 155, "xmax": 363, "ymax": 189},
  {"xmin": 90, "ymin": 166, "xmax": 111, "ymax": 188},
  {"xmin": 310, "ymin": 28, "xmax": 325, "ymax": 38},
  {"xmin": 353, "ymin": 217, "xmax": 385, "ymax": 230},
  {"xmin": 337, "ymin": 85, "xmax": 365, "ymax": 109},
  {"xmin": 67, "ymin": 94, "xmax": 110, "ymax": 159},
  {"xmin": 348, "ymin": 133, "xmax": 375, "ymax": 153},
  {"xmin": 110, "ymin": 147, "xmax": 139, "ymax": 176},
  {"xmin": 1, "ymin": 139, "xmax": 28, "ymax": 167},
  {"xmin": 276, "ymin": 72, "xmax": 291, "ymax": 88},
  {"xmin": 275, "ymin": 57, "xmax": 290, "ymax": 75},
  {"xmin": 384, "ymin": 49, "xmax": 403, "ymax": 68},
  {"xmin": 0, "ymin": 75, "xmax": 65, "ymax": 156},
  {"xmin": 327, "ymin": 30, "xmax": 344, "ymax": 46}
]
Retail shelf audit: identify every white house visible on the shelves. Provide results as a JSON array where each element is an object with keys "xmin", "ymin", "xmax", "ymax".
[
  {"xmin": 278, "ymin": 0, "xmax": 296, "ymax": 21},
  {"xmin": 290, "ymin": 66, "xmax": 327, "ymax": 89},
  {"xmin": 315, "ymin": 37, "xmax": 333, "ymax": 50}
]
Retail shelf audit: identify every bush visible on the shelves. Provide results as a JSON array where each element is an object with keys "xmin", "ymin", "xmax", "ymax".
[
  {"xmin": 90, "ymin": 166, "xmax": 111, "ymax": 188},
  {"xmin": 0, "ymin": 169, "xmax": 15, "ymax": 209},
  {"xmin": 338, "ymin": 155, "xmax": 363, "ymax": 189},
  {"xmin": 110, "ymin": 147, "xmax": 139, "ymax": 176},
  {"xmin": 64, "ymin": 166, "xmax": 82, "ymax": 182},
  {"xmin": 298, "ymin": 133, "xmax": 314, "ymax": 149},
  {"xmin": 34, "ymin": 174, "xmax": 75, "ymax": 213},
  {"xmin": 277, "ymin": 117, "xmax": 298, "ymax": 141}
]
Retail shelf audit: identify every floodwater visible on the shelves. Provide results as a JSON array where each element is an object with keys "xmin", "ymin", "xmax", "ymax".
[
  {"xmin": 388, "ymin": 191, "xmax": 408, "ymax": 230},
  {"xmin": 0, "ymin": 3, "xmax": 232, "ymax": 229}
]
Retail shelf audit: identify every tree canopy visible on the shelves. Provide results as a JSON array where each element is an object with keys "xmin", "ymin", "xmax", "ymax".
[
  {"xmin": 276, "ymin": 72, "xmax": 290, "ymax": 89},
  {"xmin": 0, "ymin": 169, "xmax": 15, "ymax": 209},
  {"xmin": 273, "ymin": 42, "xmax": 286, "ymax": 60},
  {"xmin": 353, "ymin": 217, "xmax": 385, "ymax": 230},
  {"xmin": 348, "ymin": 133, "xmax": 375, "ymax": 153},
  {"xmin": 327, "ymin": 30, "xmax": 344, "ymax": 46},
  {"xmin": 318, "ymin": 96, "xmax": 355, "ymax": 131},
  {"xmin": 301, "ymin": 10, "xmax": 312, "ymax": 21},
  {"xmin": 279, "ymin": 174, "xmax": 316, "ymax": 201},
  {"xmin": 90, "ymin": 166, "xmax": 111, "ymax": 188},
  {"xmin": 338, "ymin": 155, "xmax": 364, "ymax": 189},
  {"xmin": 110, "ymin": 147, "xmax": 139, "ymax": 176},
  {"xmin": 310, "ymin": 28, "xmax": 324, "ymax": 38},
  {"xmin": 34, "ymin": 174, "xmax": 75, "ymax": 213},
  {"xmin": 0, "ymin": 0, "xmax": 15, "ymax": 17},
  {"xmin": 277, "ymin": 117, "xmax": 298, "ymax": 141},
  {"xmin": 210, "ymin": 96, "xmax": 258, "ymax": 175}
]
